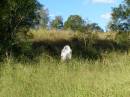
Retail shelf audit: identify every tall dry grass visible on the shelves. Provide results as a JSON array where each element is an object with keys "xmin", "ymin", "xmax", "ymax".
[
  {"xmin": 29, "ymin": 29, "xmax": 118, "ymax": 42},
  {"xmin": 0, "ymin": 53, "xmax": 130, "ymax": 97},
  {"xmin": 29, "ymin": 29, "xmax": 76, "ymax": 42}
]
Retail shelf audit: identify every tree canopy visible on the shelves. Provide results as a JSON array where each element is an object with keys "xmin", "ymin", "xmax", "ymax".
[
  {"xmin": 108, "ymin": 0, "xmax": 130, "ymax": 32},
  {"xmin": 34, "ymin": 4, "xmax": 49, "ymax": 29},
  {"xmin": 64, "ymin": 15, "xmax": 85, "ymax": 32},
  {"xmin": 51, "ymin": 16, "xmax": 63, "ymax": 29},
  {"xmin": 85, "ymin": 23, "xmax": 104, "ymax": 32},
  {"xmin": 0, "ymin": 0, "xmax": 42, "ymax": 57}
]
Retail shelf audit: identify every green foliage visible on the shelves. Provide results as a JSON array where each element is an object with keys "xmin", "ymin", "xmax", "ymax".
[
  {"xmin": 85, "ymin": 23, "xmax": 104, "ymax": 32},
  {"xmin": 108, "ymin": 0, "xmax": 130, "ymax": 32},
  {"xmin": 78, "ymin": 32, "xmax": 100, "ymax": 59},
  {"xmin": 64, "ymin": 15, "xmax": 103, "ymax": 33},
  {"xmin": 51, "ymin": 16, "xmax": 63, "ymax": 29},
  {"xmin": 64, "ymin": 15, "xmax": 85, "ymax": 32},
  {"xmin": 115, "ymin": 33, "xmax": 129, "ymax": 53},
  {"xmin": 34, "ymin": 4, "xmax": 49, "ymax": 28},
  {"xmin": 0, "ymin": 0, "xmax": 41, "ymax": 58},
  {"xmin": 115, "ymin": 33, "xmax": 129, "ymax": 44}
]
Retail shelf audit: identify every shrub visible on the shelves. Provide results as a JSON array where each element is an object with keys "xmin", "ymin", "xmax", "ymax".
[{"xmin": 115, "ymin": 33, "xmax": 129, "ymax": 53}]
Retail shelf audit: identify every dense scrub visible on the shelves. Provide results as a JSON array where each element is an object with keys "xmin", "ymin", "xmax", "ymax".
[{"xmin": 30, "ymin": 29, "xmax": 130, "ymax": 60}]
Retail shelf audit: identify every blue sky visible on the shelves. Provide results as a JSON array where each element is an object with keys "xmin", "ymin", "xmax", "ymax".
[{"xmin": 38, "ymin": 0, "xmax": 123, "ymax": 30}]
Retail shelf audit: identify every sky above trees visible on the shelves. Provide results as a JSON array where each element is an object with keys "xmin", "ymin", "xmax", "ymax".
[{"xmin": 38, "ymin": 0, "xmax": 123, "ymax": 30}]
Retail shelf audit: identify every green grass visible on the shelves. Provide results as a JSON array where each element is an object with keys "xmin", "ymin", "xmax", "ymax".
[{"xmin": 0, "ymin": 53, "xmax": 130, "ymax": 97}]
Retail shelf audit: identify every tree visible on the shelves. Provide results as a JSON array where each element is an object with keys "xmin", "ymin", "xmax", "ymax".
[
  {"xmin": 51, "ymin": 16, "xmax": 63, "ymax": 29},
  {"xmin": 108, "ymin": 0, "xmax": 130, "ymax": 32},
  {"xmin": 85, "ymin": 23, "xmax": 104, "ymax": 32},
  {"xmin": 34, "ymin": 4, "xmax": 49, "ymax": 29},
  {"xmin": 64, "ymin": 15, "xmax": 85, "ymax": 32},
  {"xmin": 0, "ymin": 0, "xmax": 41, "ymax": 57}
]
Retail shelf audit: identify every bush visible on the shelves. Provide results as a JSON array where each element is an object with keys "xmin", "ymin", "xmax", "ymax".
[
  {"xmin": 77, "ymin": 32, "xmax": 100, "ymax": 59},
  {"xmin": 115, "ymin": 33, "xmax": 129, "ymax": 53}
]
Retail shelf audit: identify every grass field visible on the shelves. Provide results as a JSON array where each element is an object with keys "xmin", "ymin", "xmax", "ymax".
[
  {"xmin": 0, "ymin": 52, "xmax": 130, "ymax": 97},
  {"xmin": 0, "ymin": 29, "xmax": 129, "ymax": 97}
]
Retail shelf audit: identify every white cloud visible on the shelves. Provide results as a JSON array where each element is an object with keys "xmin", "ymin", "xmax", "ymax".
[
  {"xmin": 101, "ymin": 12, "xmax": 112, "ymax": 21},
  {"xmin": 49, "ymin": 14, "xmax": 55, "ymax": 18},
  {"xmin": 91, "ymin": 0, "xmax": 115, "ymax": 4},
  {"xmin": 82, "ymin": 0, "xmax": 115, "ymax": 5}
]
